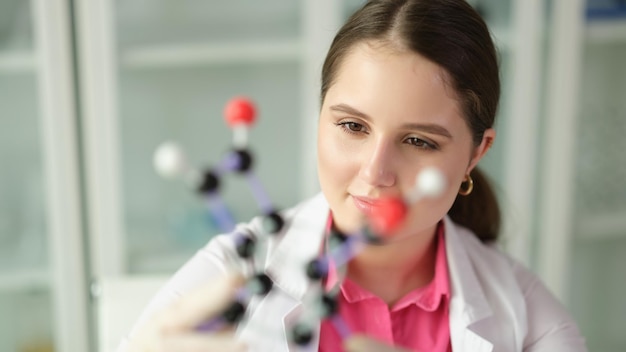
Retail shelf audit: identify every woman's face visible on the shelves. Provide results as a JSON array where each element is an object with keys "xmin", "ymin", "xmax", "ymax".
[{"xmin": 317, "ymin": 41, "xmax": 494, "ymax": 237}]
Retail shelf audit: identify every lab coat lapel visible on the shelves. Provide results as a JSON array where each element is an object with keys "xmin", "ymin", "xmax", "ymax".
[
  {"xmin": 444, "ymin": 216, "xmax": 494, "ymax": 352},
  {"xmin": 265, "ymin": 193, "xmax": 329, "ymax": 301},
  {"xmin": 237, "ymin": 289, "xmax": 322, "ymax": 352},
  {"xmin": 237, "ymin": 289, "xmax": 301, "ymax": 351}
]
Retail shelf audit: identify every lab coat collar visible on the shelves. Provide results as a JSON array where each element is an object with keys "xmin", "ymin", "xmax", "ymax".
[{"xmin": 444, "ymin": 216, "xmax": 495, "ymax": 351}]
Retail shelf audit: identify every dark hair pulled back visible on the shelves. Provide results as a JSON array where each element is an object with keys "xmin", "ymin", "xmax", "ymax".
[{"xmin": 321, "ymin": 0, "xmax": 501, "ymax": 243}]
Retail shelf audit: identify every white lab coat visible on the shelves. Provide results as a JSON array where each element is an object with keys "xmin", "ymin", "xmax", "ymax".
[{"xmin": 119, "ymin": 193, "xmax": 587, "ymax": 352}]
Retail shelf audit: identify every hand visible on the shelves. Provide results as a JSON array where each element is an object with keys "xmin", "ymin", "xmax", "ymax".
[
  {"xmin": 344, "ymin": 335, "xmax": 414, "ymax": 352},
  {"xmin": 127, "ymin": 274, "xmax": 247, "ymax": 352}
]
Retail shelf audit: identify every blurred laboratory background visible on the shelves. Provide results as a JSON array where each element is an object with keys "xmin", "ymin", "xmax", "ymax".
[{"xmin": 1, "ymin": 0, "xmax": 625, "ymax": 351}]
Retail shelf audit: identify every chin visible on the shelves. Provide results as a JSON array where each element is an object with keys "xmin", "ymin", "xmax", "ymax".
[{"xmin": 331, "ymin": 212, "xmax": 363, "ymax": 234}]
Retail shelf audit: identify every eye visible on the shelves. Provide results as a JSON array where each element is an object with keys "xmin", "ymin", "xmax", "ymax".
[
  {"xmin": 405, "ymin": 137, "xmax": 438, "ymax": 150},
  {"xmin": 336, "ymin": 121, "xmax": 367, "ymax": 134}
]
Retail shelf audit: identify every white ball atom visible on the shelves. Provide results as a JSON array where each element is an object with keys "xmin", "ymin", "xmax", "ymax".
[
  {"xmin": 416, "ymin": 167, "xmax": 446, "ymax": 197},
  {"xmin": 153, "ymin": 142, "xmax": 188, "ymax": 179}
]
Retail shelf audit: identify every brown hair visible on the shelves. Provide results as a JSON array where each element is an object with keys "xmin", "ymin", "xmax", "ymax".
[{"xmin": 320, "ymin": 0, "xmax": 501, "ymax": 243}]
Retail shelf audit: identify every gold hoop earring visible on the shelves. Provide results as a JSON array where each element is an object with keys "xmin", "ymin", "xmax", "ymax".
[{"xmin": 459, "ymin": 174, "xmax": 474, "ymax": 196}]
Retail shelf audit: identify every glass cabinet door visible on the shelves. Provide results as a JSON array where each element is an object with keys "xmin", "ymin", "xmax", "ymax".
[
  {"xmin": 0, "ymin": 0, "xmax": 54, "ymax": 351},
  {"xmin": 536, "ymin": 1, "xmax": 626, "ymax": 351},
  {"xmin": 118, "ymin": 1, "xmax": 305, "ymax": 273},
  {"xmin": 83, "ymin": 0, "xmax": 313, "ymax": 274},
  {"xmin": 567, "ymin": 6, "xmax": 626, "ymax": 351}
]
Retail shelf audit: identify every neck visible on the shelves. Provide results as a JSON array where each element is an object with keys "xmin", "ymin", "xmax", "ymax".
[{"xmin": 347, "ymin": 224, "xmax": 439, "ymax": 305}]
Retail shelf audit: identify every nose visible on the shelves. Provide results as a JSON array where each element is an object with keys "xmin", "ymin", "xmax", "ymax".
[{"xmin": 359, "ymin": 139, "xmax": 397, "ymax": 188}]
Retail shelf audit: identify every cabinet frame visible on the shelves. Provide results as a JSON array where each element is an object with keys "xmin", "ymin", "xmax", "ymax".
[{"xmin": 32, "ymin": 0, "xmax": 90, "ymax": 350}]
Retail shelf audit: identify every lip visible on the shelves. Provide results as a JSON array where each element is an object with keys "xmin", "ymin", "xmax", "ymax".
[{"xmin": 352, "ymin": 195, "xmax": 382, "ymax": 215}]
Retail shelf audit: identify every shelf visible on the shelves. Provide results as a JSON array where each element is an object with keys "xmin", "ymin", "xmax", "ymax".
[
  {"xmin": 0, "ymin": 269, "xmax": 49, "ymax": 292},
  {"xmin": 129, "ymin": 249, "xmax": 196, "ymax": 274},
  {"xmin": 120, "ymin": 39, "xmax": 303, "ymax": 69},
  {"xmin": 0, "ymin": 51, "xmax": 36, "ymax": 73},
  {"xmin": 576, "ymin": 210, "xmax": 626, "ymax": 240},
  {"xmin": 585, "ymin": 20, "xmax": 626, "ymax": 44}
]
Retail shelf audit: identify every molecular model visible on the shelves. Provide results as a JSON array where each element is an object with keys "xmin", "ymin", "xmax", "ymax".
[{"xmin": 153, "ymin": 97, "xmax": 446, "ymax": 348}]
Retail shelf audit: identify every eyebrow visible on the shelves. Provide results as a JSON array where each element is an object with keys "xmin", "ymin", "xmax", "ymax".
[{"xmin": 329, "ymin": 103, "xmax": 453, "ymax": 139}]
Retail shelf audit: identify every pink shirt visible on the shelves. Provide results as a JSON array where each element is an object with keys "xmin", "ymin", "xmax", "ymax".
[{"xmin": 318, "ymin": 223, "xmax": 452, "ymax": 352}]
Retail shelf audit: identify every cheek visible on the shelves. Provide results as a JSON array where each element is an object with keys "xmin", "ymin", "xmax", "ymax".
[
  {"xmin": 440, "ymin": 162, "xmax": 468, "ymax": 193},
  {"xmin": 398, "ymin": 176, "xmax": 459, "ymax": 236},
  {"xmin": 429, "ymin": 139, "xmax": 474, "ymax": 190},
  {"xmin": 400, "ymin": 150, "xmax": 470, "ymax": 230},
  {"xmin": 317, "ymin": 124, "xmax": 355, "ymax": 191}
]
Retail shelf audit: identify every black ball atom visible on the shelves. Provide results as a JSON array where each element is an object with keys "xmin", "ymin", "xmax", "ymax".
[
  {"xmin": 222, "ymin": 301, "xmax": 246, "ymax": 324},
  {"xmin": 330, "ymin": 229, "xmax": 348, "ymax": 244},
  {"xmin": 321, "ymin": 293, "xmax": 339, "ymax": 317},
  {"xmin": 362, "ymin": 227, "xmax": 383, "ymax": 245},
  {"xmin": 251, "ymin": 273, "xmax": 274, "ymax": 296},
  {"xmin": 262, "ymin": 211, "xmax": 284, "ymax": 234},
  {"xmin": 197, "ymin": 170, "xmax": 220, "ymax": 194},
  {"xmin": 291, "ymin": 323, "xmax": 314, "ymax": 346},
  {"xmin": 305, "ymin": 258, "xmax": 328, "ymax": 281},
  {"xmin": 233, "ymin": 149, "xmax": 253, "ymax": 173},
  {"xmin": 235, "ymin": 237, "xmax": 256, "ymax": 259}
]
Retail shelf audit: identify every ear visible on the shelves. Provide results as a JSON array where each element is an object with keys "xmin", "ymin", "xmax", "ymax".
[{"xmin": 466, "ymin": 128, "xmax": 495, "ymax": 173}]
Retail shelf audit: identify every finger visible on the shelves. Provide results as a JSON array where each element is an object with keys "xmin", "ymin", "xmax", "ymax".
[
  {"xmin": 163, "ymin": 274, "xmax": 246, "ymax": 331},
  {"xmin": 161, "ymin": 331, "xmax": 247, "ymax": 352},
  {"xmin": 344, "ymin": 335, "xmax": 413, "ymax": 352}
]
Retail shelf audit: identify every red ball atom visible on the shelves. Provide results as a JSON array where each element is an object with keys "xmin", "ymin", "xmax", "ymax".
[
  {"xmin": 368, "ymin": 197, "xmax": 408, "ymax": 237},
  {"xmin": 224, "ymin": 97, "xmax": 256, "ymax": 127}
]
